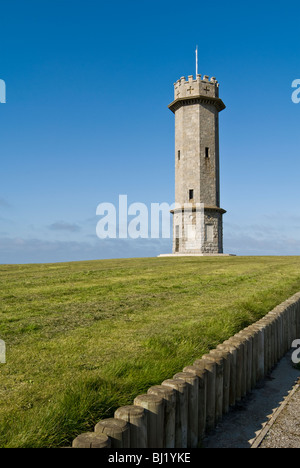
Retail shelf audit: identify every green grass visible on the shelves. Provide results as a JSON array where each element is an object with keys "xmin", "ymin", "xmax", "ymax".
[{"xmin": 1, "ymin": 255, "xmax": 300, "ymax": 447}]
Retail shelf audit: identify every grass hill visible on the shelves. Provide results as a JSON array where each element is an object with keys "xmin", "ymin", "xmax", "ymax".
[{"xmin": 1, "ymin": 255, "xmax": 300, "ymax": 447}]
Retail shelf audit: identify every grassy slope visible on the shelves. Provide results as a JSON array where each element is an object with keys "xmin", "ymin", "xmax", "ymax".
[{"xmin": 1, "ymin": 255, "xmax": 300, "ymax": 447}]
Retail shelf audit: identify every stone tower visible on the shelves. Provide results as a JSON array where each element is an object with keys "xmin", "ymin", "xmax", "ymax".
[{"xmin": 169, "ymin": 73, "xmax": 226, "ymax": 255}]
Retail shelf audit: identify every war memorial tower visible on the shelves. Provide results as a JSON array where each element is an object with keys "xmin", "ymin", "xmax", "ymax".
[{"xmin": 168, "ymin": 72, "xmax": 227, "ymax": 255}]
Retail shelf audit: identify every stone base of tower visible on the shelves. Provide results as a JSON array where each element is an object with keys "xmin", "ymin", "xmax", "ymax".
[
  {"xmin": 158, "ymin": 253, "xmax": 235, "ymax": 257},
  {"xmin": 170, "ymin": 206, "xmax": 226, "ymax": 255}
]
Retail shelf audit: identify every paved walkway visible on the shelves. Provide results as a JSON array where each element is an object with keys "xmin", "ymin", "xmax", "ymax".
[
  {"xmin": 253, "ymin": 378, "xmax": 300, "ymax": 448},
  {"xmin": 202, "ymin": 351, "xmax": 300, "ymax": 448}
]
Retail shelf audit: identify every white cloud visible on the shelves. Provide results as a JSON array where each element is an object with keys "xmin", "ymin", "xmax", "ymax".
[
  {"xmin": 48, "ymin": 221, "xmax": 81, "ymax": 232},
  {"xmin": 224, "ymin": 232, "xmax": 300, "ymax": 256}
]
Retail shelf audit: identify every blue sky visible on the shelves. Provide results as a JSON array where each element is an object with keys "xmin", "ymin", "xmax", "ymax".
[{"xmin": 0, "ymin": 0, "xmax": 300, "ymax": 263}]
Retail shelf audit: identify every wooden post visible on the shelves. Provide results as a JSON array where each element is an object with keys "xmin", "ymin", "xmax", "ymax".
[
  {"xmin": 278, "ymin": 304, "xmax": 289, "ymax": 354},
  {"xmin": 296, "ymin": 296, "xmax": 300, "ymax": 338},
  {"xmin": 285, "ymin": 304, "xmax": 291, "ymax": 353},
  {"xmin": 173, "ymin": 371, "xmax": 198, "ymax": 448},
  {"xmin": 275, "ymin": 314, "xmax": 281, "ymax": 361},
  {"xmin": 247, "ymin": 325, "xmax": 259, "ymax": 388},
  {"xmin": 269, "ymin": 316, "xmax": 276, "ymax": 369},
  {"xmin": 72, "ymin": 432, "xmax": 111, "ymax": 448},
  {"xmin": 210, "ymin": 348, "xmax": 231, "ymax": 414},
  {"xmin": 279, "ymin": 310, "xmax": 284, "ymax": 357},
  {"xmin": 233, "ymin": 333, "xmax": 248, "ymax": 397},
  {"xmin": 291, "ymin": 302, "xmax": 298, "ymax": 342},
  {"xmin": 251, "ymin": 323, "xmax": 265, "ymax": 381},
  {"xmin": 94, "ymin": 418, "xmax": 130, "ymax": 448},
  {"xmin": 133, "ymin": 394, "xmax": 164, "ymax": 448},
  {"xmin": 261, "ymin": 317, "xmax": 272, "ymax": 374},
  {"xmin": 147, "ymin": 385, "xmax": 176, "ymax": 448},
  {"xmin": 161, "ymin": 378, "xmax": 188, "ymax": 448},
  {"xmin": 278, "ymin": 305, "xmax": 288, "ymax": 355},
  {"xmin": 114, "ymin": 405, "xmax": 147, "ymax": 448},
  {"xmin": 194, "ymin": 358, "xmax": 216, "ymax": 432},
  {"xmin": 268, "ymin": 312, "xmax": 280, "ymax": 363},
  {"xmin": 183, "ymin": 364, "xmax": 207, "ymax": 441},
  {"xmin": 287, "ymin": 304, "xmax": 292, "ymax": 354},
  {"xmin": 217, "ymin": 341, "xmax": 237, "ymax": 407},
  {"xmin": 201, "ymin": 353, "xmax": 223, "ymax": 423},
  {"xmin": 237, "ymin": 329, "xmax": 253, "ymax": 394},
  {"xmin": 226, "ymin": 336, "xmax": 244, "ymax": 401}
]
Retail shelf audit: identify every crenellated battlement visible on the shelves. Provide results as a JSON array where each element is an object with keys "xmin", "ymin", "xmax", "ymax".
[{"xmin": 173, "ymin": 74, "xmax": 219, "ymax": 100}]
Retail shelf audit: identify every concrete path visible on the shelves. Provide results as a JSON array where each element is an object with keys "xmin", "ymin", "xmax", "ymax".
[
  {"xmin": 254, "ymin": 378, "xmax": 300, "ymax": 448},
  {"xmin": 202, "ymin": 350, "xmax": 300, "ymax": 448}
]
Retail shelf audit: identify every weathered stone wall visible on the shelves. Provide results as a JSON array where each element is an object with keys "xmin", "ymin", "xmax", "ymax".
[
  {"xmin": 175, "ymin": 104, "xmax": 201, "ymax": 206},
  {"xmin": 203, "ymin": 209, "xmax": 223, "ymax": 254},
  {"xmin": 199, "ymin": 104, "xmax": 219, "ymax": 207}
]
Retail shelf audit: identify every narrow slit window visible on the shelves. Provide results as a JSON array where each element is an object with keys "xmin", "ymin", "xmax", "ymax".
[
  {"xmin": 178, "ymin": 150, "xmax": 181, "ymax": 161},
  {"xmin": 189, "ymin": 189, "xmax": 194, "ymax": 200},
  {"xmin": 205, "ymin": 147, "xmax": 209, "ymax": 158}
]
